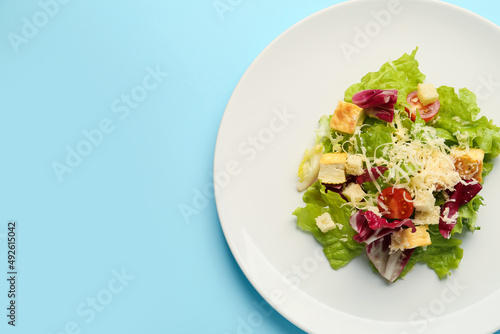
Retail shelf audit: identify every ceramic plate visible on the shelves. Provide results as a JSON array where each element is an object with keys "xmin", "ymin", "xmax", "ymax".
[{"xmin": 214, "ymin": 1, "xmax": 500, "ymax": 333}]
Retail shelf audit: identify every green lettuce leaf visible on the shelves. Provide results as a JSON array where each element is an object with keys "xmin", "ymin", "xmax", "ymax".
[
  {"xmin": 483, "ymin": 162, "xmax": 494, "ymax": 178},
  {"xmin": 302, "ymin": 180, "xmax": 328, "ymax": 207},
  {"xmin": 399, "ymin": 225, "xmax": 463, "ymax": 279},
  {"xmin": 432, "ymin": 86, "xmax": 500, "ymax": 161},
  {"xmin": 355, "ymin": 123, "xmax": 395, "ymax": 158},
  {"xmin": 458, "ymin": 195, "xmax": 484, "ymax": 232},
  {"xmin": 344, "ymin": 48, "xmax": 425, "ymax": 107},
  {"xmin": 294, "ymin": 49, "xmax": 499, "ymax": 282},
  {"xmin": 293, "ymin": 182, "xmax": 364, "ymax": 270}
]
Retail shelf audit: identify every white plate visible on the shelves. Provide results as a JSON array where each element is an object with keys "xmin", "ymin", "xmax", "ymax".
[{"xmin": 214, "ymin": 1, "xmax": 500, "ymax": 333}]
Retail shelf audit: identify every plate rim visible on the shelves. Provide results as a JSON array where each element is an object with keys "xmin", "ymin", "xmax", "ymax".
[{"xmin": 214, "ymin": 1, "xmax": 500, "ymax": 333}]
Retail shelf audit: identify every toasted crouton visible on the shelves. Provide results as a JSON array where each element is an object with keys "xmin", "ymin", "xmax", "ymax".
[
  {"xmin": 318, "ymin": 153, "xmax": 347, "ymax": 184},
  {"xmin": 390, "ymin": 225, "xmax": 431, "ymax": 252},
  {"xmin": 342, "ymin": 183, "xmax": 366, "ymax": 203},
  {"xmin": 414, "ymin": 207, "xmax": 440, "ymax": 226},
  {"xmin": 450, "ymin": 147, "xmax": 485, "ymax": 182},
  {"xmin": 315, "ymin": 212, "xmax": 338, "ymax": 233},
  {"xmin": 417, "ymin": 83, "xmax": 439, "ymax": 106},
  {"xmin": 330, "ymin": 101, "xmax": 365, "ymax": 134}
]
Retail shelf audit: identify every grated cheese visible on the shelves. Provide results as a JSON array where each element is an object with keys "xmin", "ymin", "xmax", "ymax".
[
  {"xmin": 441, "ymin": 207, "xmax": 459, "ymax": 225},
  {"xmin": 344, "ymin": 109, "xmax": 462, "ymax": 201},
  {"xmin": 336, "ymin": 108, "xmax": 463, "ymax": 224}
]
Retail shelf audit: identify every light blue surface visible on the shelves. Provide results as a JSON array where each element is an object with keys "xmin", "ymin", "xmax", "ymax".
[{"xmin": 0, "ymin": 0, "xmax": 499, "ymax": 333}]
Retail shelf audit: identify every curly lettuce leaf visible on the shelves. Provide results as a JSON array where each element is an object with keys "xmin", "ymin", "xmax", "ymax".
[
  {"xmin": 341, "ymin": 122, "xmax": 394, "ymax": 161},
  {"xmin": 449, "ymin": 194, "xmax": 484, "ymax": 235},
  {"xmin": 355, "ymin": 123, "xmax": 395, "ymax": 158},
  {"xmin": 483, "ymin": 162, "xmax": 494, "ymax": 179},
  {"xmin": 458, "ymin": 195, "xmax": 484, "ymax": 232},
  {"xmin": 432, "ymin": 86, "xmax": 500, "ymax": 161},
  {"xmin": 344, "ymin": 48, "xmax": 425, "ymax": 107},
  {"xmin": 294, "ymin": 49, "xmax": 499, "ymax": 282},
  {"xmin": 302, "ymin": 180, "xmax": 328, "ymax": 207},
  {"xmin": 398, "ymin": 225, "xmax": 464, "ymax": 279},
  {"xmin": 293, "ymin": 182, "xmax": 363, "ymax": 269}
]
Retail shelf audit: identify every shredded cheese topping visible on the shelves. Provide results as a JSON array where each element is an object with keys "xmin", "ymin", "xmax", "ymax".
[{"xmin": 342, "ymin": 109, "xmax": 462, "ymax": 213}]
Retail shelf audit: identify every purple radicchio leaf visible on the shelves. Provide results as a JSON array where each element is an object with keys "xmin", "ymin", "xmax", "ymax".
[
  {"xmin": 352, "ymin": 89, "xmax": 398, "ymax": 123},
  {"xmin": 356, "ymin": 166, "xmax": 389, "ymax": 185},
  {"xmin": 365, "ymin": 211, "xmax": 416, "ymax": 232},
  {"xmin": 439, "ymin": 180, "xmax": 482, "ymax": 239},
  {"xmin": 349, "ymin": 210, "xmax": 413, "ymax": 244},
  {"xmin": 366, "ymin": 234, "xmax": 415, "ymax": 282}
]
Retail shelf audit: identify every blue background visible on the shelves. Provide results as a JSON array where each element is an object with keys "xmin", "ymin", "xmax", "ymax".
[{"xmin": 0, "ymin": 0, "xmax": 499, "ymax": 333}]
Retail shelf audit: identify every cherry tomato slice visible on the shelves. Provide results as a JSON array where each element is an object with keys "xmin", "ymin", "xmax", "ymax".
[
  {"xmin": 377, "ymin": 187, "xmax": 414, "ymax": 220},
  {"xmin": 405, "ymin": 90, "xmax": 440, "ymax": 122}
]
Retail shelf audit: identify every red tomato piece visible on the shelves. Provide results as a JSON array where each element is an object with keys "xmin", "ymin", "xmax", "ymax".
[
  {"xmin": 405, "ymin": 90, "xmax": 440, "ymax": 122},
  {"xmin": 377, "ymin": 187, "xmax": 414, "ymax": 220}
]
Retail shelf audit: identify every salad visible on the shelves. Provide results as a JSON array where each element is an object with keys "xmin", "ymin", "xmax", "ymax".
[{"xmin": 293, "ymin": 48, "xmax": 500, "ymax": 282}]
